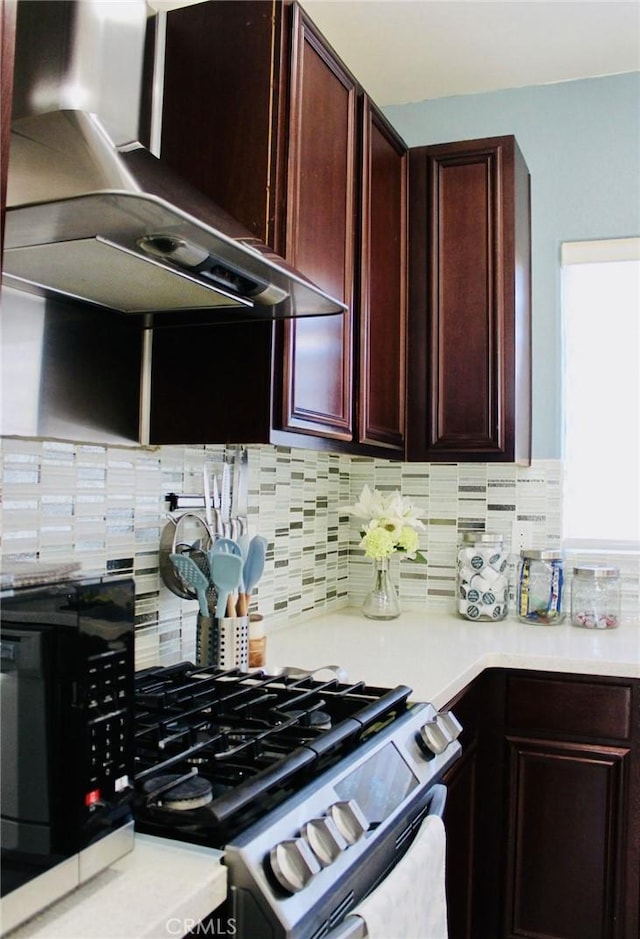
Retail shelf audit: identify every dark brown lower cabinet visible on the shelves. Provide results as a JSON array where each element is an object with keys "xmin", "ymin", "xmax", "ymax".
[
  {"xmin": 443, "ymin": 670, "xmax": 507, "ymax": 939},
  {"xmin": 444, "ymin": 685, "xmax": 478, "ymax": 939},
  {"xmin": 505, "ymin": 736, "xmax": 628, "ymax": 939},
  {"xmin": 503, "ymin": 673, "xmax": 639, "ymax": 939},
  {"xmin": 443, "ymin": 670, "xmax": 640, "ymax": 939},
  {"xmin": 443, "ymin": 717, "xmax": 478, "ymax": 939}
]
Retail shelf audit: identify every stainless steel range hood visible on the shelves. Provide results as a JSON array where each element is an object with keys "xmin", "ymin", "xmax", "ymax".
[
  {"xmin": 3, "ymin": 1, "xmax": 346, "ymax": 320},
  {"xmin": 4, "ymin": 110, "xmax": 346, "ymax": 318}
]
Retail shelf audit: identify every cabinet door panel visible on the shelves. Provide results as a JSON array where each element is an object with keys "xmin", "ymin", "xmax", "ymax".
[
  {"xmin": 505, "ymin": 736, "xmax": 627, "ymax": 939},
  {"xmin": 407, "ymin": 136, "xmax": 531, "ymax": 463},
  {"xmin": 429, "ymin": 149, "xmax": 499, "ymax": 453},
  {"xmin": 358, "ymin": 98, "xmax": 407, "ymax": 452},
  {"xmin": 436, "ymin": 158, "xmax": 494, "ymax": 446},
  {"xmin": 279, "ymin": 7, "xmax": 356, "ymax": 439}
]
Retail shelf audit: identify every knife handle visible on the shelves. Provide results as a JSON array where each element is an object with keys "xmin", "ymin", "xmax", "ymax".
[
  {"xmin": 203, "ymin": 465, "xmax": 213, "ymax": 529},
  {"xmin": 212, "ymin": 472, "xmax": 223, "ymax": 537},
  {"xmin": 221, "ymin": 459, "xmax": 231, "ymax": 527},
  {"xmin": 236, "ymin": 592, "xmax": 249, "ymax": 617}
]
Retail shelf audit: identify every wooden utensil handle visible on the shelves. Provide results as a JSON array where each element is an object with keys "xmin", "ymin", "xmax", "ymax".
[
  {"xmin": 236, "ymin": 592, "xmax": 249, "ymax": 617},
  {"xmin": 226, "ymin": 593, "xmax": 236, "ymax": 617}
]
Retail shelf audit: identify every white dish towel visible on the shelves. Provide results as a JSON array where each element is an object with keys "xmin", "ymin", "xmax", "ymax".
[{"xmin": 349, "ymin": 814, "xmax": 448, "ymax": 939}]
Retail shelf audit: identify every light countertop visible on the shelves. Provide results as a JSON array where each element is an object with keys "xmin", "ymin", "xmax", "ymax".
[
  {"xmin": 267, "ymin": 607, "xmax": 640, "ymax": 707},
  {"xmin": 5, "ymin": 836, "xmax": 226, "ymax": 939},
  {"xmin": 8, "ymin": 608, "xmax": 637, "ymax": 939}
]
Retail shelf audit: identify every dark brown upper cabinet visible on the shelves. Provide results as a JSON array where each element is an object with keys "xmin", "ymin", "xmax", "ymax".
[
  {"xmin": 154, "ymin": 0, "xmax": 359, "ymax": 449},
  {"xmin": 159, "ymin": 0, "xmax": 278, "ymax": 248},
  {"xmin": 1, "ymin": 0, "xmax": 17, "ymax": 263},
  {"xmin": 149, "ymin": 6, "xmax": 530, "ymax": 460},
  {"xmin": 277, "ymin": 32, "xmax": 408, "ymax": 456},
  {"xmin": 277, "ymin": 4, "xmax": 356, "ymax": 443},
  {"xmin": 407, "ymin": 136, "xmax": 532, "ymax": 463},
  {"xmin": 357, "ymin": 96, "xmax": 407, "ymax": 455},
  {"xmin": 149, "ymin": 0, "xmax": 279, "ymax": 447},
  {"xmin": 151, "ymin": 0, "xmax": 407, "ymax": 455}
]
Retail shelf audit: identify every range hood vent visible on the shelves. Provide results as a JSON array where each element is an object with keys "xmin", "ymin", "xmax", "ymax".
[{"xmin": 3, "ymin": 2, "xmax": 346, "ymax": 321}]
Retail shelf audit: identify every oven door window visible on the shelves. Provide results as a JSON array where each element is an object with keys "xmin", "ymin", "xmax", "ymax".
[{"xmin": 334, "ymin": 742, "xmax": 419, "ymax": 825}]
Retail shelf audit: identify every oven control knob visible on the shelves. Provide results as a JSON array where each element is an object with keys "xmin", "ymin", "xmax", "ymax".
[
  {"xmin": 418, "ymin": 717, "xmax": 453, "ymax": 755},
  {"xmin": 302, "ymin": 816, "xmax": 349, "ymax": 867},
  {"xmin": 418, "ymin": 710, "xmax": 462, "ymax": 755},
  {"xmin": 269, "ymin": 837, "xmax": 321, "ymax": 893},
  {"xmin": 437, "ymin": 709, "xmax": 463, "ymax": 741},
  {"xmin": 327, "ymin": 800, "xmax": 368, "ymax": 845}
]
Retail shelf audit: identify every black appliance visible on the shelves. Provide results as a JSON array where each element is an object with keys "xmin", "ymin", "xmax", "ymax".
[
  {"xmin": 132, "ymin": 662, "xmax": 462, "ymax": 939},
  {"xmin": 0, "ymin": 575, "xmax": 136, "ymax": 934}
]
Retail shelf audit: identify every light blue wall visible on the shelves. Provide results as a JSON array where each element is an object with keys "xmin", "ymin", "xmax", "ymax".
[{"xmin": 384, "ymin": 73, "xmax": 640, "ymax": 458}]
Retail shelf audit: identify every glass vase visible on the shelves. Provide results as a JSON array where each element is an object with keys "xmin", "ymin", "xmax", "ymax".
[{"xmin": 362, "ymin": 557, "xmax": 401, "ymax": 620}]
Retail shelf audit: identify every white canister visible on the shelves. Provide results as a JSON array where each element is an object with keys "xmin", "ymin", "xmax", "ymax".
[{"xmin": 456, "ymin": 533, "xmax": 509, "ymax": 621}]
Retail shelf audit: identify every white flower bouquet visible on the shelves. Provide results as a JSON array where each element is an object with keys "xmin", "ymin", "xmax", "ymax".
[{"xmin": 343, "ymin": 485, "xmax": 427, "ymax": 562}]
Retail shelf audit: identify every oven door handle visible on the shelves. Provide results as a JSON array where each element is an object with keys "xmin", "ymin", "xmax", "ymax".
[
  {"xmin": 324, "ymin": 784, "xmax": 448, "ymax": 939},
  {"xmin": 426, "ymin": 782, "xmax": 447, "ymax": 820}
]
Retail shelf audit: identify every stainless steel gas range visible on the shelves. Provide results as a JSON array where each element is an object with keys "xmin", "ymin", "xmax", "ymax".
[{"xmin": 133, "ymin": 663, "xmax": 462, "ymax": 939}]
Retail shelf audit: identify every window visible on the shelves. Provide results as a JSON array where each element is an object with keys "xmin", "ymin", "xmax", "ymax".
[{"xmin": 561, "ymin": 238, "xmax": 640, "ymax": 546}]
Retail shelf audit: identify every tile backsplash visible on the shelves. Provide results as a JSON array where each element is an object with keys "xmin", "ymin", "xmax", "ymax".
[
  {"xmin": 1, "ymin": 438, "xmax": 637, "ymax": 668},
  {"xmin": 0, "ymin": 440, "xmax": 352, "ymax": 666}
]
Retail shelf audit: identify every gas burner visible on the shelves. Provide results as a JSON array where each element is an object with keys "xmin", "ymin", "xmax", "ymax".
[
  {"xmin": 143, "ymin": 774, "xmax": 213, "ymax": 811},
  {"xmin": 285, "ymin": 709, "xmax": 332, "ymax": 731}
]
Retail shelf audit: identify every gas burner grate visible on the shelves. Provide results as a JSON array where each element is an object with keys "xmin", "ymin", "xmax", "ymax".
[{"xmin": 132, "ymin": 662, "xmax": 412, "ymax": 845}]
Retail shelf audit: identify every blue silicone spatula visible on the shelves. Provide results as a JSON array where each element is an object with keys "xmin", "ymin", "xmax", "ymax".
[
  {"xmin": 236, "ymin": 535, "xmax": 267, "ymax": 616},
  {"xmin": 210, "ymin": 552, "xmax": 243, "ymax": 619}
]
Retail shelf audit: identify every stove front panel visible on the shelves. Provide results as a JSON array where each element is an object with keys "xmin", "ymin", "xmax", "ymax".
[{"xmin": 224, "ymin": 703, "xmax": 461, "ymax": 939}]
